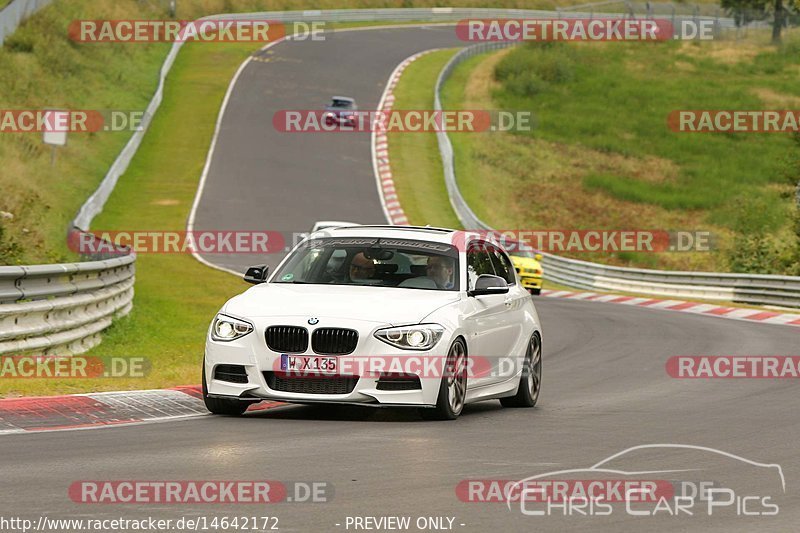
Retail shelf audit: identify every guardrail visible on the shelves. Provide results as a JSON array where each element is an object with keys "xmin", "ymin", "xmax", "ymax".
[
  {"xmin": 0, "ymin": 0, "xmax": 51, "ymax": 46},
  {"xmin": 0, "ymin": 230, "xmax": 135, "ymax": 356},
  {"xmin": 434, "ymin": 42, "xmax": 800, "ymax": 309}
]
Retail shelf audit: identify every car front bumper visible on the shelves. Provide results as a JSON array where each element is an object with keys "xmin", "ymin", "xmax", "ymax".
[
  {"xmin": 519, "ymin": 275, "xmax": 542, "ymax": 290},
  {"xmin": 204, "ymin": 318, "xmax": 445, "ymax": 407}
]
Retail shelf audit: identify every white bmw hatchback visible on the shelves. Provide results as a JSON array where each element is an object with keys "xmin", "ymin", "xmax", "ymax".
[{"xmin": 203, "ymin": 225, "xmax": 543, "ymax": 420}]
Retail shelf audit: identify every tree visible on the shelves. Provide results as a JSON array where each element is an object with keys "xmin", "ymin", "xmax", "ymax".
[{"xmin": 721, "ymin": 0, "xmax": 800, "ymax": 43}]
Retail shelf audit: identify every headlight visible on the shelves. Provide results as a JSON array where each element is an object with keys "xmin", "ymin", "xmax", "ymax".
[
  {"xmin": 211, "ymin": 314, "xmax": 254, "ymax": 342},
  {"xmin": 374, "ymin": 324, "xmax": 444, "ymax": 351}
]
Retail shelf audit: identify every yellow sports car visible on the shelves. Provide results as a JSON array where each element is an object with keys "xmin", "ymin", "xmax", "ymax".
[{"xmin": 506, "ymin": 242, "xmax": 543, "ymax": 295}]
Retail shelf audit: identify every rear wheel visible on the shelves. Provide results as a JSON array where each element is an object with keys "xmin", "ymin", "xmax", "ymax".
[
  {"xmin": 420, "ymin": 338, "xmax": 467, "ymax": 420},
  {"xmin": 202, "ymin": 362, "xmax": 250, "ymax": 416},
  {"xmin": 500, "ymin": 333, "xmax": 542, "ymax": 408},
  {"xmin": 528, "ymin": 288, "xmax": 541, "ymax": 296}
]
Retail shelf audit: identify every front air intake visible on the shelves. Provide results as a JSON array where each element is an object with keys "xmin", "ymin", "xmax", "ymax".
[
  {"xmin": 213, "ymin": 364, "xmax": 248, "ymax": 384},
  {"xmin": 264, "ymin": 372, "xmax": 358, "ymax": 395}
]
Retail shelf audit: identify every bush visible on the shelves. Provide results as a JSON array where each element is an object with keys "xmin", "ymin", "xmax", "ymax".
[{"xmin": 494, "ymin": 42, "xmax": 575, "ymax": 98}]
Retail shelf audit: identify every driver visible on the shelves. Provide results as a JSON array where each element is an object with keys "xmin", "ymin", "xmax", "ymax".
[
  {"xmin": 426, "ymin": 256, "xmax": 455, "ymax": 289},
  {"xmin": 349, "ymin": 252, "xmax": 376, "ymax": 282}
]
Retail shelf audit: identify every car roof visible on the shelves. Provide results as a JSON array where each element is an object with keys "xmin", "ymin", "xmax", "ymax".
[
  {"xmin": 309, "ymin": 225, "xmax": 459, "ymax": 245},
  {"xmin": 331, "ymin": 96, "xmax": 355, "ymax": 102}
]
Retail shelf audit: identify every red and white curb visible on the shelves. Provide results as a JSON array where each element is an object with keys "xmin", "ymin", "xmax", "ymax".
[
  {"xmin": 541, "ymin": 289, "xmax": 800, "ymax": 328},
  {"xmin": 0, "ymin": 386, "xmax": 283, "ymax": 435},
  {"xmin": 373, "ymin": 49, "xmax": 441, "ymax": 226}
]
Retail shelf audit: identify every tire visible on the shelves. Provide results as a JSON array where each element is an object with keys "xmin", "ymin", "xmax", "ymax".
[
  {"xmin": 528, "ymin": 288, "xmax": 541, "ymax": 296},
  {"xmin": 501, "ymin": 332, "xmax": 542, "ymax": 408},
  {"xmin": 202, "ymin": 362, "xmax": 249, "ymax": 416},
  {"xmin": 420, "ymin": 338, "xmax": 468, "ymax": 420}
]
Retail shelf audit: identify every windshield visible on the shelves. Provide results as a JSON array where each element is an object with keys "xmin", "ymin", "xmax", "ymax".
[
  {"xmin": 330, "ymin": 99, "xmax": 353, "ymax": 108},
  {"xmin": 273, "ymin": 237, "xmax": 460, "ymax": 291}
]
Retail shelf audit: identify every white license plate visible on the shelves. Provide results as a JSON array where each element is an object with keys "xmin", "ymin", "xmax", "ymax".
[{"xmin": 280, "ymin": 354, "xmax": 337, "ymax": 373}]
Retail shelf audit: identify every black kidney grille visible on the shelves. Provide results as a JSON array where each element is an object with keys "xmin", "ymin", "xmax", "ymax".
[
  {"xmin": 312, "ymin": 328, "xmax": 358, "ymax": 355},
  {"xmin": 265, "ymin": 325, "xmax": 308, "ymax": 353},
  {"xmin": 264, "ymin": 372, "xmax": 358, "ymax": 395}
]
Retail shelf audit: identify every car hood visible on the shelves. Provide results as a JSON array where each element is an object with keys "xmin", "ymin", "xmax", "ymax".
[{"xmin": 223, "ymin": 283, "xmax": 460, "ymax": 325}]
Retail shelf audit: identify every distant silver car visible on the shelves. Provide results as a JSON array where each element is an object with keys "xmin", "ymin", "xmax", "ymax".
[{"xmin": 324, "ymin": 96, "xmax": 357, "ymax": 127}]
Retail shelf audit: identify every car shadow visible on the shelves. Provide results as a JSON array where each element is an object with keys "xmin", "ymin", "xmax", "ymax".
[{"xmin": 240, "ymin": 401, "xmax": 505, "ymax": 423}]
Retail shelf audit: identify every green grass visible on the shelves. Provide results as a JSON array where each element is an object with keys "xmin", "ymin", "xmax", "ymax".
[
  {"xmin": 437, "ymin": 37, "xmax": 800, "ymax": 273},
  {"xmin": 439, "ymin": 53, "xmax": 490, "ymax": 224},
  {"xmin": 0, "ymin": 0, "xmax": 170, "ymax": 264},
  {"xmin": 493, "ymin": 41, "xmax": 799, "ymax": 215},
  {"xmin": 387, "ymin": 49, "xmax": 462, "ymax": 228}
]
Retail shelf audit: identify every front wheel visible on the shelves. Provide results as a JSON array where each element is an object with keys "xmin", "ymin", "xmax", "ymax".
[
  {"xmin": 420, "ymin": 338, "xmax": 467, "ymax": 420},
  {"xmin": 501, "ymin": 333, "xmax": 542, "ymax": 408},
  {"xmin": 528, "ymin": 288, "xmax": 541, "ymax": 296},
  {"xmin": 202, "ymin": 362, "xmax": 249, "ymax": 416}
]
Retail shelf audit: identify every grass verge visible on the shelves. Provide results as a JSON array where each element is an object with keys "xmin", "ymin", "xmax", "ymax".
[
  {"xmin": 387, "ymin": 49, "xmax": 461, "ymax": 229},
  {"xmin": 441, "ymin": 35, "xmax": 800, "ymax": 274}
]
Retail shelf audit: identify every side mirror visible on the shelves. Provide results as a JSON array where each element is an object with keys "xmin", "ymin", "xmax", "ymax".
[
  {"xmin": 468, "ymin": 274, "xmax": 509, "ymax": 297},
  {"xmin": 244, "ymin": 265, "xmax": 269, "ymax": 284},
  {"xmin": 534, "ymin": 253, "xmax": 543, "ymax": 261}
]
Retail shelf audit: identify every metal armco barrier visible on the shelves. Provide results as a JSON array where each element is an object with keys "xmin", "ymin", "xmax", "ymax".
[
  {"xmin": 0, "ymin": 238, "xmax": 135, "ymax": 356},
  {"xmin": 0, "ymin": 0, "xmax": 52, "ymax": 46},
  {"xmin": 434, "ymin": 43, "xmax": 800, "ymax": 309}
]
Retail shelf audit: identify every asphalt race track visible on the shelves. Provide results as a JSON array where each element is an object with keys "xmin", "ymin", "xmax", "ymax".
[
  {"xmin": 191, "ymin": 27, "xmax": 465, "ymax": 274},
  {"xmin": 2, "ymin": 26, "xmax": 798, "ymax": 532}
]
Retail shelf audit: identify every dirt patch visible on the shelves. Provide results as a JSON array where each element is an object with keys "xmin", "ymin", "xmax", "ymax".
[
  {"xmin": 678, "ymin": 41, "xmax": 760, "ymax": 64},
  {"xmin": 751, "ymin": 87, "xmax": 800, "ymax": 108},
  {"xmin": 462, "ymin": 47, "xmax": 513, "ymax": 108},
  {"xmin": 151, "ymin": 199, "xmax": 180, "ymax": 206}
]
